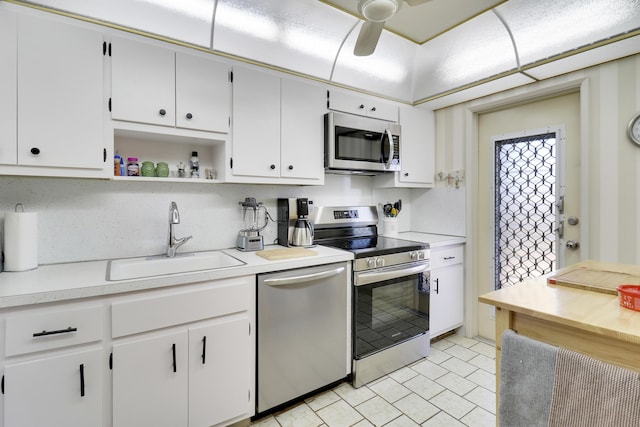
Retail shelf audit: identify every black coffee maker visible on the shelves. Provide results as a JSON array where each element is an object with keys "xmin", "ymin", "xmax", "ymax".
[{"xmin": 277, "ymin": 198, "xmax": 314, "ymax": 247}]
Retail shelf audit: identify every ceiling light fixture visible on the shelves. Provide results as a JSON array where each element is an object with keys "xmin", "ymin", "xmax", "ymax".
[{"xmin": 358, "ymin": 0, "xmax": 399, "ymax": 22}]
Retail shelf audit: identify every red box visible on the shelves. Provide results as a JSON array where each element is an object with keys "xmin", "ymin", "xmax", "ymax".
[{"xmin": 616, "ymin": 285, "xmax": 640, "ymax": 312}]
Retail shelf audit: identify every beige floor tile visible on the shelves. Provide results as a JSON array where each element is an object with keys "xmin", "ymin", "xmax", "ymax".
[
  {"xmin": 316, "ymin": 400, "xmax": 364, "ymax": 427},
  {"xmin": 383, "ymin": 414, "xmax": 420, "ymax": 427},
  {"xmin": 393, "ymin": 393, "xmax": 439, "ymax": 424},
  {"xmin": 429, "ymin": 390, "xmax": 475, "ymax": 419},
  {"xmin": 445, "ymin": 334, "xmax": 478, "ymax": 348},
  {"xmin": 435, "ymin": 372, "xmax": 477, "ymax": 396},
  {"xmin": 466, "ymin": 369, "xmax": 496, "ymax": 392},
  {"xmin": 305, "ymin": 390, "xmax": 342, "ymax": 412},
  {"xmin": 421, "ymin": 411, "xmax": 465, "ymax": 427},
  {"xmin": 468, "ymin": 341, "xmax": 496, "ymax": 359},
  {"xmin": 334, "ymin": 382, "xmax": 377, "ymax": 406},
  {"xmin": 275, "ymin": 403, "xmax": 324, "ymax": 427},
  {"xmin": 443, "ymin": 344, "xmax": 478, "ymax": 362},
  {"xmin": 368, "ymin": 378, "xmax": 412, "ymax": 404},
  {"xmin": 460, "ymin": 407, "xmax": 496, "ymax": 427},
  {"xmin": 403, "ymin": 375, "xmax": 445, "ymax": 400},
  {"xmin": 388, "ymin": 366, "xmax": 420, "ymax": 384},
  {"xmin": 424, "ymin": 348, "xmax": 451, "ymax": 365},
  {"xmin": 469, "ymin": 354, "xmax": 496, "ymax": 374},
  {"xmin": 439, "ymin": 357, "xmax": 477, "ymax": 377},
  {"xmin": 352, "ymin": 419, "xmax": 374, "ymax": 427},
  {"xmin": 410, "ymin": 359, "xmax": 449, "ymax": 380},
  {"xmin": 356, "ymin": 396, "xmax": 402, "ymax": 426},
  {"xmin": 464, "ymin": 386, "xmax": 496, "ymax": 414},
  {"xmin": 430, "ymin": 339, "xmax": 454, "ymax": 351}
]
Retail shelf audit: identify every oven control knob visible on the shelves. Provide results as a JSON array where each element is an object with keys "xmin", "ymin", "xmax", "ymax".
[
  {"xmin": 410, "ymin": 251, "xmax": 418, "ymax": 261},
  {"xmin": 418, "ymin": 251, "xmax": 425, "ymax": 260},
  {"xmin": 367, "ymin": 258, "xmax": 376, "ymax": 268},
  {"xmin": 375, "ymin": 258, "xmax": 384, "ymax": 267}
]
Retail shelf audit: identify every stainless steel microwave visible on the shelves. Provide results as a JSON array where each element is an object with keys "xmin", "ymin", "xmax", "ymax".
[{"xmin": 324, "ymin": 112, "xmax": 401, "ymax": 174}]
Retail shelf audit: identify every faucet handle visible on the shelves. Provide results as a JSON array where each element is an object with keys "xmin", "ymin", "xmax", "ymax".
[{"xmin": 170, "ymin": 201, "xmax": 180, "ymax": 224}]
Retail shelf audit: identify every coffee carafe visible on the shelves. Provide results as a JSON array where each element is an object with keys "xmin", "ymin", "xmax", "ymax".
[{"xmin": 277, "ymin": 198, "xmax": 314, "ymax": 247}]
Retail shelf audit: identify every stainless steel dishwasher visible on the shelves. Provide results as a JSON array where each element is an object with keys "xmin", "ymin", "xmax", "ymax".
[{"xmin": 257, "ymin": 262, "xmax": 350, "ymax": 414}]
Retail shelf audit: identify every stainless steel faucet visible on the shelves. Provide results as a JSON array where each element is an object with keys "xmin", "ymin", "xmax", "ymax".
[{"xmin": 167, "ymin": 201, "xmax": 192, "ymax": 257}]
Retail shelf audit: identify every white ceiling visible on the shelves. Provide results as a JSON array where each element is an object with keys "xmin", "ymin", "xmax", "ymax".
[
  {"xmin": 322, "ymin": 0, "xmax": 505, "ymax": 44},
  {"xmin": 14, "ymin": 0, "xmax": 640, "ymax": 106}
]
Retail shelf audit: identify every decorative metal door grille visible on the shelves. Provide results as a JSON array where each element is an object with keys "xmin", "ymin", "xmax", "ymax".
[{"xmin": 494, "ymin": 132, "xmax": 556, "ymax": 290}]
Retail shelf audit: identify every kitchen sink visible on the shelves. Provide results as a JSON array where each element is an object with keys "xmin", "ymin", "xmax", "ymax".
[{"xmin": 107, "ymin": 251, "xmax": 245, "ymax": 281}]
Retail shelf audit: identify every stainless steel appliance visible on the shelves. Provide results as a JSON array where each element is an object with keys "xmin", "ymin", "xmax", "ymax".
[
  {"xmin": 313, "ymin": 206, "xmax": 430, "ymax": 388},
  {"xmin": 277, "ymin": 198, "xmax": 314, "ymax": 247},
  {"xmin": 324, "ymin": 111, "xmax": 401, "ymax": 174},
  {"xmin": 236, "ymin": 197, "xmax": 269, "ymax": 251},
  {"xmin": 257, "ymin": 262, "xmax": 349, "ymax": 414}
]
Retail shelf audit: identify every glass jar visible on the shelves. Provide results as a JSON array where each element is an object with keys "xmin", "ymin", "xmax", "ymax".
[
  {"xmin": 141, "ymin": 161, "xmax": 155, "ymax": 177},
  {"xmin": 156, "ymin": 162, "xmax": 169, "ymax": 177}
]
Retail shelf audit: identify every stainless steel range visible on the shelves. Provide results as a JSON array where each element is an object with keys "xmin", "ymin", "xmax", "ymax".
[{"xmin": 313, "ymin": 206, "xmax": 430, "ymax": 388}]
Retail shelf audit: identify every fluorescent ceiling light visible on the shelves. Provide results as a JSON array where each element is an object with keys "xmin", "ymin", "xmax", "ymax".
[{"xmin": 138, "ymin": 0, "xmax": 213, "ymax": 22}]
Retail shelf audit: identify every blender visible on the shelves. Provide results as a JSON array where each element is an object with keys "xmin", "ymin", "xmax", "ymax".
[{"xmin": 236, "ymin": 197, "xmax": 269, "ymax": 251}]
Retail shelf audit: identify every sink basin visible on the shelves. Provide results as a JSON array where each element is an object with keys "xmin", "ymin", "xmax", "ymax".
[{"xmin": 107, "ymin": 251, "xmax": 245, "ymax": 281}]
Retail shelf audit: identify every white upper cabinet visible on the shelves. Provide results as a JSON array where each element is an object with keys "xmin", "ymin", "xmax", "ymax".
[
  {"xmin": 375, "ymin": 106, "xmax": 435, "ymax": 188},
  {"xmin": 231, "ymin": 67, "xmax": 281, "ymax": 178},
  {"xmin": 0, "ymin": 9, "xmax": 17, "ymax": 166},
  {"xmin": 230, "ymin": 67, "xmax": 325, "ymax": 184},
  {"xmin": 328, "ymin": 90, "xmax": 398, "ymax": 122},
  {"xmin": 111, "ymin": 37, "xmax": 175, "ymax": 127},
  {"xmin": 17, "ymin": 13, "xmax": 104, "ymax": 169},
  {"xmin": 111, "ymin": 37, "xmax": 230, "ymax": 134},
  {"xmin": 280, "ymin": 78, "xmax": 325, "ymax": 181}
]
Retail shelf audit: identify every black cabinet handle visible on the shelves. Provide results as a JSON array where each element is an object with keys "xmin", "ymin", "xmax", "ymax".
[
  {"xmin": 270, "ymin": 164, "xmax": 276, "ymax": 170},
  {"xmin": 288, "ymin": 165, "xmax": 293, "ymax": 170},
  {"xmin": 33, "ymin": 326, "xmax": 77, "ymax": 337},
  {"xmin": 186, "ymin": 113, "xmax": 193, "ymax": 119},
  {"xmin": 79, "ymin": 364, "xmax": 85, "ymax": 397},
  {"xmin": 172, "ymin": 343, "xmax": 177, "ymax": 373},
  {"xmin": 201, "ymin": 336, "xmax": 207, "ymax": 364},
  {"xmin": 444, "ymin": 256, "xmax": 456, "ymax": 260},
  {"xmin": 159, "ymin": 109, "xmax": 166, "ymax": 116},
  {"xmin": 435, "ymin": 278, "xmax": 439, "ymax": 294},
  {"xmin": 30, "ymin": 147, "xmax": 40, "ymax": 155}
]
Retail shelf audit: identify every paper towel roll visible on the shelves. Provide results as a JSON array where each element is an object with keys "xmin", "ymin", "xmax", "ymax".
[{"xmin": 4, "ymin": 211, "xmax": 38, "ymax": 271}]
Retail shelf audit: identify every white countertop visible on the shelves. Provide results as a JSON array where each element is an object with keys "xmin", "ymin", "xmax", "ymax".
[
  {"xmin": 396, "ymin": 232, "xmax": 466, "ymax": 247},
  {"xmin": 0, "ymin": 245, "xmax": 353, "ymax": 309}
]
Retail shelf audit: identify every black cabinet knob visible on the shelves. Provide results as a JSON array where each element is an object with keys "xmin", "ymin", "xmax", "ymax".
[
  {"xmin": 358, "ymin": 104, "xmax": 365, "ymax": 109},
  {"xmin": 371, "ymin": 107, "xmax": 377, "ymax": 112},
  {"xmin": 404, "ymin": 172, "xmax": 409, "ymax": 176},
  {"xmin": 159, "ymin": 109, "xmax": 166, "ymax": 116},
  {"xmin": 288, "ymin": 165, "xmax": 293, "ymax": 170},
  {"xmin": 30, "ymin": 147, "xmax": 40, "ymax": 155},
  {"xmin": 186, "ymin": 113, "xmax": 193, "ymax": 119},
  {"xmin": 270, "ymin": 164, "xmax": 276, "ymax": 170}
]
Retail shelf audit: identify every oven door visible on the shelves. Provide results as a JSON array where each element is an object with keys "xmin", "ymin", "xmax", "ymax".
[{"xmin": 353, "ymin": 262, "xmax": 430, "ymax": 360}]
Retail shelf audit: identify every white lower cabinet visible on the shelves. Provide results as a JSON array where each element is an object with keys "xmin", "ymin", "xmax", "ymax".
[
  {"xmin": 4, "ymin": 348, "xmax": 103, "ymax": 427},
  {"xmin": 430, "ymin": 245, "xmax": 465, "ymax": 339}
]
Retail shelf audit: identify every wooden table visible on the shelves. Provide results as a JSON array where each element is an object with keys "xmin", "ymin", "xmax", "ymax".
[{"xmin": 479, "ymin": 263, "xmax": 640, "ymax": 412}]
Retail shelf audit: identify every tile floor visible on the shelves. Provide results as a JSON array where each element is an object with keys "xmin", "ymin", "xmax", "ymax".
[{"xmin": 251, "ymin": 333, "xmax": 496, "ymax": 427}]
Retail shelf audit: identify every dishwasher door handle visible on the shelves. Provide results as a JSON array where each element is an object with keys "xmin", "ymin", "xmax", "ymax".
[{"xmin": 262, "ymin": 266, "xmax": 346, "ymax": 287}]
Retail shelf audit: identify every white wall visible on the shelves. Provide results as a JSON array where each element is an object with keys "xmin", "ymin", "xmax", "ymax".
[{"xmin": 0, "ymin": 175, "xmax": 417, "ymax": 265}]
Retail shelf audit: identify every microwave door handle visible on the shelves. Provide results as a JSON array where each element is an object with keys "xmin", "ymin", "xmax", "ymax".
[{"xmin": 383, "ymin": 128, "xmax": 394, "ymax": 169}]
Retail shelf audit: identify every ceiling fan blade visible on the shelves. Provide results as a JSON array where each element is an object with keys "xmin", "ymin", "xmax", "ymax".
[
  {"xmin": 404, "ymin": 0, "xmax": 431, "ymax": 6},
  {"xmin": 353, "ymin": 20, "xmax": 384, "ymax": 56}
]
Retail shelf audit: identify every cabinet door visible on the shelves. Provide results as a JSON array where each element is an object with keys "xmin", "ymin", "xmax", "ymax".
[
  {"xmin": 176, "ymin": 52, "xmax": 230, "ymax": 133},
  {"xmin": 111, "ymin": 37, "xmax": 175, "ymax": 127},
  {"xmin": 4, "ymin": 349, "xmax": 103, "ymax": 427},
  {"xmin": 328, "ymin": 90, "xmax": 398, "ymax": 122},
  {"xmin": 113, "ymin": 330, "xmax": 188, "ymax": 427},
  {"xmin": 398, "ymin": 107, "xmax": 435, "ymax": 185},
  {"xmin": 17, "ymin": 15, "xmax": 104, "ymax": 168},
  {"xmin": 0, "ymin": 10, "xmax": 17, "ymax": 165},
  {"xmin": 367, "ymin": 101, "xmax": 398, "ymax": 122},
  {"xmin": 231, "ymin": 67, "xmax": 281, "ymax": 177},
  {"xmin": 188, "ymin": 317, "xmax": 250, "ymax": 427},
  {"xmin": 430, "ymin": 264, "xmax": 464, "ymax": 338},
  {"xmin": 280, "ymin": 78, "xmax": 325, "ymax": 181}
]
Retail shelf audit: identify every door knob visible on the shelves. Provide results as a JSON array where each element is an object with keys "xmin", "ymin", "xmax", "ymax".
[{"xmin": 566, "ymin": 240, "xmax": 580, "ymax": 250}]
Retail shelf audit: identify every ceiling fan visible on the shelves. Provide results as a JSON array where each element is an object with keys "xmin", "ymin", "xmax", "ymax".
[{"xmin": 353, "ymin": 0, "xmax": 430, "ymax": 56}]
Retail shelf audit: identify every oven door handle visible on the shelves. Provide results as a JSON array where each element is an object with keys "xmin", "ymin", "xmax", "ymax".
[
  {"xmin": 263, "ymin": 266, "xmax": 346, "ymax": 287},
  {"xmin": 355, "ymin": 262, "xmax": 430, "ymax": 287}
]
